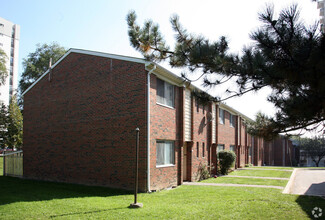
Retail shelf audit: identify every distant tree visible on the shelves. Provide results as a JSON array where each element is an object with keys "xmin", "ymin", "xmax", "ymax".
[
  {"xmin": 0, "ymin": 103, "xmax": 8, "ymax": 147},
  {"xmin": 6, "ymin": 96, "xmax": 23, "ymax": 149},
  {"xmin": 127, "ymin": 4, "xmax": 325, "ymax": 137},
  {"xmin": 300, "ymin": 136, "xmax": 325, "ymax": 167},
  {"xmin": 0, "ymin": 48, "xmax": 8, "ymax": 86},
  {"xmin": 247, "ymin": 112, "xmax": 276, "ymax": 140},
  {"xmin": 19, "ymin": 42, "xmax": 66, "ymax": 105}
]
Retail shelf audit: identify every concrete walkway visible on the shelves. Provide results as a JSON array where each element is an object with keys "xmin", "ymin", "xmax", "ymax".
[
  {"xmin": 283, "ymin": 168, "xmax": 325, "ymax": 196},
  {"xmin": 224, "ymin": 175, "xmax": 289, "ymax": 180},
  {"xmin": 183, "ymin": 182, "xmax": 284, "ymax": 189},
  {"xmin": 237, "ymin": 168, "xmax": 293, "ymax": 172}
]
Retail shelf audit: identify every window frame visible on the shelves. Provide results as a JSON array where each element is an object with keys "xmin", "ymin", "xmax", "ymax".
[
  {"xmin": 196, "ymin": 98, "xmax": 199, "ymax": 113},
  {"xmin": 156, "ymin": 140, "xmax": 175, "ymax": 167},
  {"xmin": 202, "ymin": 142, "xmax": 205, "ymax": 157},
  {"xmin": 156, "ymin": 78, "xmax": 175, "ymax": 108},
  {"xmin": 217, "ymin": 144, "xmax": 225, "ymax": 153},
  {"xmin": 219, "ymin": 109, "xmax": 225, "ymax": 124},
  {"xmin": 197, "ymin": 142, "xmax": 199, "ymax": 157},
  {"xmin": 230, "ymin": 114, "xmax": 235, "ymax": 127}
]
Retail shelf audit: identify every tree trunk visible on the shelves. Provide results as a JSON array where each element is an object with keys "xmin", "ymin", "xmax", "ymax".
[{"xmin": 312, "ymin": 158, "xmax": 319, "ymax": 167}]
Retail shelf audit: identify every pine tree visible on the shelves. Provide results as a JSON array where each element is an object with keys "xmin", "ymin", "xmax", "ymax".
[{"xmin": 127, "ymin": 4, "xmax": 325, "ymax": 137}]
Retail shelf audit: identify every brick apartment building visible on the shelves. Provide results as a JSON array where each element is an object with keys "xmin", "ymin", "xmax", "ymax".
[{"xmin": 23, "ymin": 49, "xmax": 292, "ymax": 192}]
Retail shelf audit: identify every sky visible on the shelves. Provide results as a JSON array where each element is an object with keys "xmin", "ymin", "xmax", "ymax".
[{"xmin": 0, "ymin": 0, "xmax": 321, "ymax": 133}]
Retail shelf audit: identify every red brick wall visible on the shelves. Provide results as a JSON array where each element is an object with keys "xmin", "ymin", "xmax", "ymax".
[
  {"xmin": 217, "ymin": 107, "xmax": 236, "ymax": 150},
  {"xmin": 272, "ymin": 137, "xmax": 293, "ymax": 166},
  {"xmin": 264, "ymin": 141, "xmax": 274, "ymax": 165},
  {"xmin": 273, "ymin": 137, "xmax": 284, "ymax": 166},
  {"xmin": 247, "ymin": 134, "xmax": 252, "ymax": 164},
  {"xmin": 23, "ymin": 52, "xmax": 148, "ymax": 191},
  {"xmin": 190, "ymin": 98, "xmax": 209, "ymax": 181},
  {"xmin": 238, "ymin": 118, "xmax": 246, "ymax": 167},
  {"xmin": 253, "ymin": 137, "xmax": 263, "ymax": 166},
  {"xmin": 149, "ymin": 74, "xmax": 183, "ymax": 190},
  {"xmin": 285, "ymin": 140, "xmax": 293, "ymax": 166}
]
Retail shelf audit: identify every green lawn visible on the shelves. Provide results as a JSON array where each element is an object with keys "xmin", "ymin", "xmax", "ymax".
[
  {"xmin": 229, "ymin": 169, "xmax": 292, "ymax": 178},
  {"xmin": 201, "ymin": 176, "xmax": 288, "ymax": 187},
  {"xmin": 0, "ymin": 176, "xmax": 323, "ymax": 219},
  {"xmin": 247, "ymin": 166, "xmax": 294, "ymax": 170}
]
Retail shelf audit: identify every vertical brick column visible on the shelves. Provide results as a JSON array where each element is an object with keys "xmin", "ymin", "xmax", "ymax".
[{"xmin": 178, "ymin": 87, "xmax": 185, "ymax": 185}]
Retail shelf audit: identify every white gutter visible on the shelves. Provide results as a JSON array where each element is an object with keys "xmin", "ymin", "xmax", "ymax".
[{"xmin": 146, "ymin": 63, "xmax": 156, "ymax": 192}]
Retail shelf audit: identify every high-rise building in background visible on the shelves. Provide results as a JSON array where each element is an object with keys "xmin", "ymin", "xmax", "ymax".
[
  {"xmin": 317, "ymin": 0, "xmax": 325, "ymax": 32},
  {"xmin": 0, "ymin": 17, "xmax": 20, "ymax": 106}
]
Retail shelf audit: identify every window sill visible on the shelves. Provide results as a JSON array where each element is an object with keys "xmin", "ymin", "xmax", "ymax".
[
  {"xmin": 156, "ymin": 164, "xmax": 175, "ymax": 168},
  {"xmin": 156, "ymin": 102, "xmax": 175, "ymax": 109}
]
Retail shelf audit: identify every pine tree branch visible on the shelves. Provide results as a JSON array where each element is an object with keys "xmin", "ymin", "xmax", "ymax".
[{"xmin": 219, "ymin": 86, "xmax": 265, "ymax": 102}]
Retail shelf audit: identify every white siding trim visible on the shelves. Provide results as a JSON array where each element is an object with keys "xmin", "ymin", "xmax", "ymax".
[
  {"xmin": 212, "ymin": 103, "xmax": 216, "ymax": 143},
  {"xmin": 184, "ymin": 89, "xmax": 192, "ymax": 141}
]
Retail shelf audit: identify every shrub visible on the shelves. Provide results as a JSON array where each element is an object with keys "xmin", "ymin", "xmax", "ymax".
[
  {"xmin": 218, "ymin": 150, "xmax": 236, "ymax": 175},
  {"xmin": 245, "ymin": 163, "xmax": 253, "ymax": 167},
  {"xmin": 197, "ymin": 163, "xmax": 212, "ymax": 181}
]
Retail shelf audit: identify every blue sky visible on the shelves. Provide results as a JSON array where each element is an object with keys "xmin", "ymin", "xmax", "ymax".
[{"xmin": 0, "ymin": 0, "xmax": 321, "ymax": 125}]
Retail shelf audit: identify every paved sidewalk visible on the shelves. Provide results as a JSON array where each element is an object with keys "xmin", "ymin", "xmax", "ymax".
[
  {"xmin": 286, "ymin": 169, "xmax": 325, "ymax": 196},
  {"xmin": 224, "ymin": 175, "xmax": 289, "ymax": 180},
  {"xmin": 237, "ymin": 168, "xmax": 293, "ymax": 172},
  {"xmin": 183, "ymin": 182, "xmax": 284, "ymax": 189}
]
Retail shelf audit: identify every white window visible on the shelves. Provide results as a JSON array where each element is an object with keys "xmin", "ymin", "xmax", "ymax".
[
  {"xmin": 202, "ymin": 142, "xmax": 205, "ymax": 157},
  {"xmin": 219, "ymin": 109, "xmax": 224, "ymax": 124},
  {"xmin": 217, "ymin": 144, "xmax": 225, "ymax": 152},
  {"xmin": 230, "ymin": 145, "xmax": 236, "ymax": 152},
  {"xmin": 156, "ymin": 141, "xmax": 175, "ymax": 166},
  {"xmin": 230, "ymin": 114, "xmax": 235, "ymax": 127},
  {"xmin": 157, "ymin": 78, "xmax": 174, "ymax": 107}
]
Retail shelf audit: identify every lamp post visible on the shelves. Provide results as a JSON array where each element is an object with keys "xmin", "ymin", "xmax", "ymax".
[{"xmin": 129, "ymin": 127, "xmax": 143, "ymax": 208}]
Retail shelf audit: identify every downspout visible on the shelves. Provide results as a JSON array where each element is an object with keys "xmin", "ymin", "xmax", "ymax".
[{"xmin": 146, "ymin": 63, "xmax": 156, "ymax": 192}]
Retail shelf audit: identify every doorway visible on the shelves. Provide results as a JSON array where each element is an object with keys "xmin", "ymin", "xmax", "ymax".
[{"xmin": 183, "ymin": 144, "xmax": 187, "ymax": 181}]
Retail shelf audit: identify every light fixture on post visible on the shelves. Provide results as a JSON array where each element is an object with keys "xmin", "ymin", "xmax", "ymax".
[{"xmin": 129, "ymin": 127, "xmax": 143, "ymax": 208}]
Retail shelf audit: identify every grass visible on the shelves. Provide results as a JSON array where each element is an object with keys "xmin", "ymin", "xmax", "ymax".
[
  {"xmin": 0, "ymin": 176, "xmax": 324, "ymax": 219},
  {"xmin": 229, "ymin": 169, "xmax": 292, "ymax": 178},
  {"xmin": 201, "ymin": 176, "xmax": 288, "ymax": 187},
  {"xmin": 247, "ymin": 166, "xmax": 294, "ymax": 170},
  {"xmin": 247, "ymin": 166, "xmax": 325, "ymax": 170}
]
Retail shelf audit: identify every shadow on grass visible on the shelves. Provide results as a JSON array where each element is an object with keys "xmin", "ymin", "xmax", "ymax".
[
  {"xmin": 0, "ymin": 176, "xmax": 132, "ymax": 206},
  {"xmin": 295, "ymin": 194, "xmax": 325, "ymax": 219},
  {"xmin": 50, "ymin": 207, "xmax": 128, "ymax": 218}
]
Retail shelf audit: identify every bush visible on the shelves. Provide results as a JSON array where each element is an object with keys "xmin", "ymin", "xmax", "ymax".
[
  {"xmin": 218, "ymin": 150, "xmax": 236, "ymax": 175},
  {"xmin": 197, "ymin": 163, "xmax": 212, "ymax": 181},
  {"xmin": 245, "ymin": 163, "xmax": 253, "ymax": 167}
]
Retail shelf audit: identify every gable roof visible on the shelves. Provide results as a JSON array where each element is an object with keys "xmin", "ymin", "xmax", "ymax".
[
  {"xmin": 22, "ymin": 48, "xmax": 253, "ymax": 122},
  {"xmin": 22, "ymin": 48, "xmax": 149, "ymax": 96}
]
